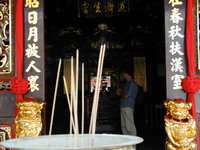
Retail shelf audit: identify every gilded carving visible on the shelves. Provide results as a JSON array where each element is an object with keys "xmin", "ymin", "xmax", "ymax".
[
  {"xmin": 0, "ymin": 130, "xmax": 6, "ymax": 142},
  {"xmin": 118, "ymin": 1, "xmax": 126, "ymax": 13},
  {"xmin": 0, "ymin": 0, "xmax": 11, "ymax": 74},
  {"xmin": 93, "ymin": 1, "xmax": 101, "ymax": 14},
  {"xmin": 0, "ymin": 125, "xmax": 11, "ymax": 139},
  {"xmin": 15, "ymin": 101, "xmax": 43, "ymax": 137},
  {"xmin": 81, "ymin": 1, "xmax": 89, "ymax": 15},
  {"xmin": 164, "ymin": 100, "xmax": 197, "ymax": 150},
  {"xmin": 106, "ymin": 0, "xmax": 114, "ymax": 15}
]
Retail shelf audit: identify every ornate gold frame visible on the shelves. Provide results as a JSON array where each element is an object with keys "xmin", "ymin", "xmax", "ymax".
[
  {"xmin": 0, "ymin": 0, "xmax": 15, "ymax": 77},
  {"xmin": 0, "ymin": 125, "xmax": 11, "ymax": 139},
  {"xmin": 0, "ymin": 131, "xmax": 6, "ymax": 142}
]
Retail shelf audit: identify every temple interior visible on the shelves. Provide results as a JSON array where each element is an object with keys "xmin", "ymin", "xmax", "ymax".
[{"xmin": 45, "ymin": 0, "xmax": 166, "ymax": 149}]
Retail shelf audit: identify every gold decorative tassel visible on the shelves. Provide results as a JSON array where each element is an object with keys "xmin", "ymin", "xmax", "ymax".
[
  {"xmin": 164, "ymin": 99, "xmax": 197, "ymax": 150},
  {"xmin": 15, "ymin": 101, "xmax": 44, "ymax": 138}
]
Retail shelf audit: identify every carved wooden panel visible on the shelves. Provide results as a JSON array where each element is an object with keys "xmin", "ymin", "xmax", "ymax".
[{"xmin": 0, "ymin": 0, "xmax": 15, "ymax": 77}]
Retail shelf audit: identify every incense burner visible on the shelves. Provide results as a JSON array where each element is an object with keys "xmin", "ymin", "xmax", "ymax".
[
  {"xmin": 164, "ymin": 100, "xmax": 196, "ymax": 150},
  {"xmin": 0, "ymin": 134, "xmax": 142, "ymax": 150},
  {"xmin": 15, "ymin": 101, "xmax": 43, "ymax": 137}
]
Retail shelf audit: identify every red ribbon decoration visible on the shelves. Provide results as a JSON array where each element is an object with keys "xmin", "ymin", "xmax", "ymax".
[
  {"xmin": 183, "ymin": 1, "xmax": 200, "ymax": 148},
  {"xmin": 182, "ymin": 0, "xmax": 198, "ymax": 118},
  {"xmin": 182, "ymin": 77, "xmax": 200, "ymax": 94},
  {"xmin": 14, "ymin": 0, "xmax": 29, "ymax": 102}
]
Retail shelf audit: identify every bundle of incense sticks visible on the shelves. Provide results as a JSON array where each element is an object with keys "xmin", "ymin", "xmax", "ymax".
[
  {"xmin": 89, "ymin": 44, "xmax": 106, "ymax": 134},
  {"xmin": 50, "ymin": 44, "xmax": 106, "ymax": 135},
  {"xmin": 81, "ymin": 63, "xmax": 85, "ymax": 134},
  {"xmin": 62, "ymin": 50, "xmax": 85, "ymax": 135},
  {"xmin": 49, "ymin": 58, "xmax": 62, "ymax": 135},
  {"xmin": 63, "ymin": 50, "xmax": 80, "ymax": 135}
]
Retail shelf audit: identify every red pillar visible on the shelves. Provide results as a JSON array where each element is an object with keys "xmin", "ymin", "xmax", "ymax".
[{"xmin": 185, "ymin": 0, "xmax": 197, "ymax": 118}]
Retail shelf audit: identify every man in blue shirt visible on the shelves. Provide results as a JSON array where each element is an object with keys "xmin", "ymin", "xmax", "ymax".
[{"xmin": 117, "ymin": 71, "xmax": 138, "ymax": 135}]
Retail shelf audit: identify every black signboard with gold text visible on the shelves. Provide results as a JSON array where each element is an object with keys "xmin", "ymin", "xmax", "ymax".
[
  {"xmin": 164, "ymin": 0, "xmax": 186, "ymax": 99},
  {"xmin": 24, "ymin": 0, "xmax": 45, "ymax": 101}
]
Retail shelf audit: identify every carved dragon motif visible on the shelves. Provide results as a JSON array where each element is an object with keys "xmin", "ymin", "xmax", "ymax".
[{"xmin": 0, "ymin": 1, "xmax": 10, "ymax": 74}]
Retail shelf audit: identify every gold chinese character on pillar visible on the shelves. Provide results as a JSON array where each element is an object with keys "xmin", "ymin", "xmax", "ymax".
[
  {"xmin": 168, "ymin": 0, "xmax": 183, "ymax": 7},
  {"xmin": 28, "ymin": 11, "xmax": 38, "ymax": 25},
  {"xmin": 164, "ymin": 100, "xmax": 197, "ymax": 150},
  {"xmin": 28, "ymin": 27, "xmax": 38, "ymax": 42},
  {"xmin": 25, "ymin": 0, "xmax": 40, "ymax": 8}
]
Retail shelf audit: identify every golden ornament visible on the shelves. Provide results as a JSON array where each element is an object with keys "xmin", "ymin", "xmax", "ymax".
[
  {"xmin": 15, "ymin": 101, "xmax": 43, "ymax": 138},
  {"xmin": 164, "ymin": 100, "xmax": 197, "ymax": 150}
]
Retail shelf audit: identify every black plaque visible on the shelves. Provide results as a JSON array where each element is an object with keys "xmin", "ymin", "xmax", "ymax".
[
  {"xmin": 24, "ymin": 0, "xmax": 45, "ymax": 101},
  {"xmin": 164, "ymin": 0, "xmax": 186, "ymax": 99},
  {"xmin": 79, "ymin": 0, "xmax": 129, "ymax": 18}
]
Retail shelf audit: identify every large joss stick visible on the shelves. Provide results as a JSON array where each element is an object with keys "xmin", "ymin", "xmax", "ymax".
[
  {"xmin": 89, "ymin": 45, "xmax": 103, "ymax": 133},
  {"xmin": 70, "ymin": 56, "xmax": 73, "ymax": 134},
  {"xmin": 89, "ymin": 44, "xmax": 103, "ymax": 134},
  {"xmin": 92, "ymin": 44, "xmax": 106, "ymax": 134},
  {"xmin": 89, "ymin": 44, "xmax": 106, "ymax": 134},
  {"xmin": 71, "ymin": 56, "xmax": 78, "ymax": 134},
  {"xmin": 75, "ymin": 50, "xmax": 79, "ymax": 134},
  {"xmin": 81, "ymin": 63, "xmax": 85, "ymax": 134},
  {"xmin": 49, "ymin": 59, "xmax": 62, "ymax": 135},
  {"xmin": 63, "ymin": 76, "xmax": 75, "ymax": 132}
]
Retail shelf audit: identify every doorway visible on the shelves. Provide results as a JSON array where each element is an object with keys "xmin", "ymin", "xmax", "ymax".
[{"xmin": 45, "ymin": 0, "xmax": 166, "ymax": 149}]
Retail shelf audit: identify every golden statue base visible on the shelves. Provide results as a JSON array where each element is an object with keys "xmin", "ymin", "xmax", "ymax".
[
  {"xmin": 164, "ymin": 100, "xmax": 197, "ymax": 150},
  {"xmin": 15, "ymin": 101, "xmax": 43, "ymax": 138}
]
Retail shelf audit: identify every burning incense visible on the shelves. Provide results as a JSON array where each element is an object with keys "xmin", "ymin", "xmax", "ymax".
[
  {"xmin": 75, "ymin": 50, "xmax": 79, "ymax": 134},
  {"xmin": 70, "ymin": 56, "xmax": 73, "ymax": 134},
  {"xmin": 49, "ymin": 58, "xmax": 62, "ymax": 135},
  {"xmin": 71, "ymin": 56, "xmax": 78, "ymax": 134},
  {"xmin": 92, "ymin": 44, "xmax": 106, "ymax": 134},
  {"xmin": 89, "ymin": 45, "xmax": 103, "ymax": 133},
  {"xmin": 48, "ymin": 46, "xmax": 105, "ymax": 135},
  {"xmin": 89, "ymin": 44, "xmax": 106, "ymax": 134},
  {"xmin": 63, "ymin": 76, "xmax": 75, "ymax": 133},
  {"xmin": 81, "ymin": 63, "xmax": 85, "ymax": 134}
]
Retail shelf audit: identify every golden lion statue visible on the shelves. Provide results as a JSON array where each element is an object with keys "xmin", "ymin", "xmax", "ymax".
[
  {"xmin": 15, "ymin": 101, "xmax": 44, "ymax": 137},
  {"xmin": 164, "ymin": 99, "xmax": 197, "ymax": 150}
]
